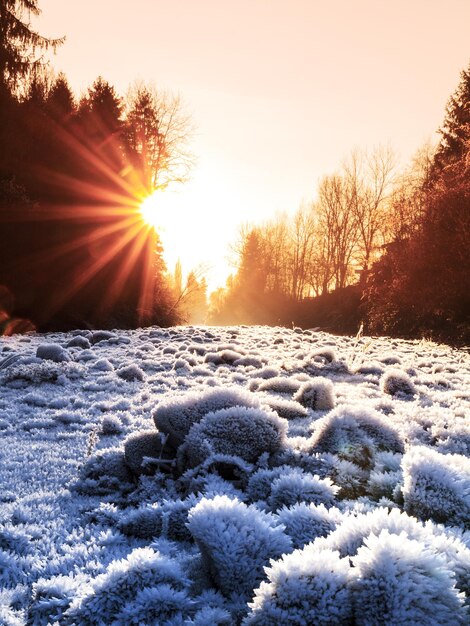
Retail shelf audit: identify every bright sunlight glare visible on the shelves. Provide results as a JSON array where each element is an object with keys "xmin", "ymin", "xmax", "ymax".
[
  {"xmin": 137, "ymin": 160, "xmax": 243, "ymax": 291},
  {"xmin": 139, "ymin": 192, "xmax": 162, "ymax": 230}
]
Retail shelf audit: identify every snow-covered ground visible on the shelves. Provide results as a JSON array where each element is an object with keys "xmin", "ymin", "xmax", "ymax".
[{"xmin": 0, "ymin": 325, "xmax": 469, "ymax": 625}]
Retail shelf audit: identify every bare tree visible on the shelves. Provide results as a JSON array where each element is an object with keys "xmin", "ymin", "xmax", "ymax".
[
  {"xmin": 288, "ymin": 203, "xmax": 317, "ymax": 300},
  {"xmin": 387, "ymin": 142, "xmax": 435, "ymax": 241},
  {"xmin": 344, "ymin": 145, "xmax": 396, "ymax": 272},
  {"xmin": 124, "ymin": 82, "xmax": 194, "ymax": 192},
  {"xmin": 317, "ymin": 174, "xmax": 359, "ymax": 290}
]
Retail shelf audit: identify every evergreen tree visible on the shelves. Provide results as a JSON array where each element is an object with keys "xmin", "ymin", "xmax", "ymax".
[
  {"xmin": 79, "ymin": 76, "xmax": 122, "ymax": 138},
  {"xmin": 434, "ymin": 62, "xmax": 470, "ymax": 170},
  {"xmin": 46, "ymin": 72, "xmax": 75, "ymax": 120},
  {"xmin": 0, "ymin": 0, "xmax": 63, "ymax": 93}
]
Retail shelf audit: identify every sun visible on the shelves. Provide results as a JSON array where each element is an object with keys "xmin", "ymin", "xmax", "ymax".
[{"xmin": 139, "ymin": 192, "xmax": 162, "ymax": 230}]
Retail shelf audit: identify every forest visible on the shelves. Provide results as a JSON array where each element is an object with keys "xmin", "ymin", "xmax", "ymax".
[
  {"xmin": 210, "ymin": 90, "xmax": 470, "ymax": 344},
  {"xmin": 0, "ymin": 1, "xmax": 469, "ymax": 344}
]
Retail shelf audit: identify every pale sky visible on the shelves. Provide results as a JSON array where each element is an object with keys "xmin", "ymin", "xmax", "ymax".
[{"xmin": 36, "ymin": 0, "xmax": 470, "ymax": 290}]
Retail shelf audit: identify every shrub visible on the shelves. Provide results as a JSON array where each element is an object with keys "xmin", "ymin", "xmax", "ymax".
[
  {"xmin": 187, "ymin": 495, "xmax": 292, "ymax": 599},
  {"xmin": 262, "ymin": 396, "xmax": 308, "ymax": 420},
  {"xmin": 181, "ymin": 453, "xmax": 254, "ymax": 490},
  {"xmin": 76, "ymin": 448, "xmax": 132, "ymax": 495},
  {"xmin": 309, "ymin": 405, "xmax": 404, "ymax": 469},
  {"xmin": 257, "ymin": 377, "xmax": 301, "ymax": 395},
  {"xmin": 267, "ymin": 470, "xmax": 338, "ymax": 511},
  {"xmin": 188, "ymin": 605, "xmax": 232, "ymax": 625},
  {"xmin": 381, "ymin": 369, "xmax": 416, "ymax": 396},
  {"xmin": 277, "ymin": 503, "xmax": 343, "ymax": 549},
  {"xmin": 112, "ymin": 584, "xmax": 193, "ymax": 625},
  {"xmin": 2, "ymin": 361, "xmax": 62, "ymax": 385},
  {"xmin": 244, "ymin": 546, "xmax": 352, "ymax": 625},
  {"xmin": 367, "ymin": 469, "xmax": 403, "ymax": 502},
  {"xmin": 311, "ymin": 347, "xmax": 336, "ymax": 363},
  {"xmin": 123, "ymin": 429, "xmax": 176, "ymax": 475},
  {"xmin": 91, "ymin": 330, "xmax": 117, "ymax": 344},
  {"xmin": 66, "ymin": 335, "xmax": 91, "ymax": 349},
  {"xmin": 65, "ymin": 548, "xmax": 188, "ymax": 625},
  {"xmin": 246, "ymin": 466, "xmax": 291, "ymax": 503},
  {"xmin": 91, "ymin": 358, "xmax": 114, "ymax": 372},
  {"xmin": 118, "ymin": 503, "xmax": 163, "ymax": 539},
  {"xmin": 116, "ymin": 364, "xmax": 145, "ymax": 381},
  {"xmin": 153, "ymin": 386, "xmax": 261, "ymax": 448},
  {"xmin": 101, "ymin": 415, "xmax": 123, "ymax": 435},
  {"xmin": 28, "ymin": 575, "xmax": 78, "ymax": 626},
  {"xmin": 321, "ymin": 454, "xmax": 370, "ymax": 499},
  {"xmin": 312, "ymin": 507, "xmax": 470, "ymax": 602},
  {"xmin": 293, "ymin": 377, "xmax": 335, "ymax": 411},
  {"xmin": 183, "ymin": 406, "xmax": 288, "ymax": 468},
  {"xmin": 351, "ymin": 530, "xmax": 467, "ymax": 625},
  {"xmin": 36, "ymin": 343, "xmax": 71, "ymax": 363},
  {"xmin": 402, "ymin": 446, "xmax": 470, "ymax": 527}
]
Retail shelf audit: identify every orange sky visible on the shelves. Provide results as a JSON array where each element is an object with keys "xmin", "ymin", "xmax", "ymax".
[{"xmin": 36, "ymin": 0, "xmax": 470, "ymax": 289}]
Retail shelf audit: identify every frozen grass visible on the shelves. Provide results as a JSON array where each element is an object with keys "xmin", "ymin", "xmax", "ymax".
[{"xmin": 0, "ymin": 324, "xmax": 469, "ymax": 624}]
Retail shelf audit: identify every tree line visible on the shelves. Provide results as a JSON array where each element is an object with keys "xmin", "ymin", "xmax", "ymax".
[
  {"xmin": 210, "ymin": 64, "xmax": 470, "ymax": 344},
  {"xmin": 0, "ymin": 0, "xmax": 194, "ymax": 332}
]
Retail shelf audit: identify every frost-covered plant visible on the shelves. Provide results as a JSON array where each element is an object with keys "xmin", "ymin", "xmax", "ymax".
[
  {"xmin": 293, "ymin": 377, "xmax": 335, "ymax": 411},
  {"xmin": 91, "ymin": 358, "xmax": 114, "ymax": 372},
  {"xmin": 36, "ymin": 343, "xmax": 71, "ymax": 363},
  {"xmin": 116, "ymin": 363, "xmax": 145, "ymax": 381},
  {"xmin": 321, "ymin": 454, "xmax": 370, "ymax": 499},
  {"xmin": 0, "ymin": 602, "xmax": 24, "ymax": 626},
  {"xmin": 119, "ymin": 497, "xmax": 196, "ymax": 542},
  {"xmin": 262, "ymin": 396, "xmax": 308, "ymax": 420},
  {"xmin": 367, "ymin": 468, "xmax": 403, "ymax": 502},
  {"xmin": 101, "ymin": 415, "xmax": 123, "ymax": 435},
  {"xmin": 112, "ymin": 584, "xmax": 193, "ymax": 625},
  {"xmin": 244, "ymin": 546, "xmax": 352, "ymax": 625},
  {"xmin": 234, "ymin": 355, "xmax": 264, "ymax": 368},
  {"xmin": 124, "ymin": 429, "xmax": 176, "ymax": 475},
  {"xmin": 180, "ymin": 453, "xmax": 254, "ymax": 491},
  {"xmin": 402, "ymin": 446, "xmax": 470, "ymax": 527},
  {"xmin": 153, "ymin": 386, "xmax": 261, "ymax": 447},
  {"xmin": 257, "ymin": 377, "xmax": 301, "ymax": 395},
  {"xmin": 187, "ymin": 495, "xmax": 292, "ymax": 599},
  {"xmin": 267, "ymin": 469, "xmax": 338, "ymax": 511},
  {"xmin": 188, "ymin": 605, "xmax": 233, "ymax": 625},
  {"xmin": 76, "ymin": 447, "xmax": 132, "ymax": 495},
  {"xmin": 66, "ymin": 335, "xmax": 91, "ymax": 349},
  {"xmin": 381, "ymin": 368, "xmax": 416, "ymax": 396},
  {"xmin": 351, "ymin": 530, "xmax": 467, "ymax": 625},
  {"xmin": 311, "ymin": 507, "xmax": 470, "ymax": 602},
  {"xmin": 311, "ymin": 347, "xmax": 336, "ymax": 363},
  {"xmin": 309, "ymin": 405, "xmax": 404, "ymax": 469},
  {"xmin": 254, "ymin": 366, "xmax": 279, "ymax": 379},
  {"xmin": 183, "ymin": 406, "xmax": 288, "ymax": 468},
  {"xmin": 65, "ymin": 548, "xmax": 189, "ymax": 625},
  {"xmin": 118, "ymin": 503, "xmax": 163, "ymax": 539},
  {"xmin": 91, "ymin": 330, "xmax": 117, "ymax": 344},
  {"xmin": 3, "ymin": 362, "xmax": 61, "ymax": 385},
  {"xmin": 28, "ymin": 575, "xmax": 78, "ymax": 625},
  {"xmin": 246, "ymin": 466, "xmax": 290, "ymax": 503},
  {"xmin": 277, "ymin": 503, "xmax": 343, "ymax": 549}
]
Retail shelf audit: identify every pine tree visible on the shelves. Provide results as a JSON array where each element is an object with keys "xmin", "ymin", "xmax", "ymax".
[
  {"xmin": 434, "ymin": 63, "xmax": 470, "ymax": 169},
  {"xmin": 0, "ymin": 0, "xmax": 64, "ymax": 93},
  {"xmin": 46, "ymin": 72, "xmax": 75, "ymax": 119}
]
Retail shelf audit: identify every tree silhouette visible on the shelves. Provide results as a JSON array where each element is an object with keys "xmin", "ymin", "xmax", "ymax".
[
  {"xmin": 434, "ymin": 63, "xmax": 470, "ymax": 170},
  {"xmin": 0, "ymin": 0, "xmax": 63, "ymax": 93},
  {"xmin": 124, "ymin": 83, "xmax": 193, "ymax": 193}
]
